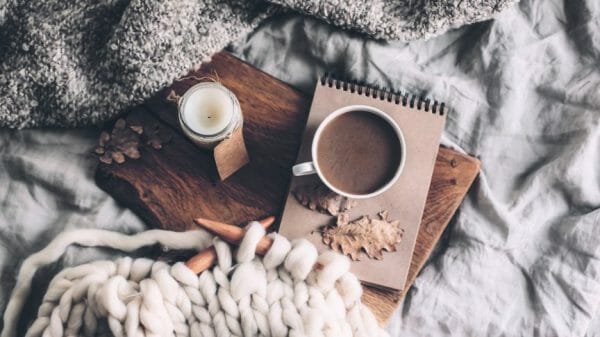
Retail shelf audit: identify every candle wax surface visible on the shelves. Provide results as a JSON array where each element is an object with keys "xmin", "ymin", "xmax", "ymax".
[{"xmin": 183, "ymin": 87, "xmax": 234, "ymax": 136}]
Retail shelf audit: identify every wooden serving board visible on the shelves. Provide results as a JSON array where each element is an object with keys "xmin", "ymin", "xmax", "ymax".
[{"xmin": 95, "ymin": 52, "xmax": 480, "ymax": 324}]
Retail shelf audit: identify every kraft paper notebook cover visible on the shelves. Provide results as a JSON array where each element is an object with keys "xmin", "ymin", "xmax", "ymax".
[{"xmin": 278, "ymin": 76, "xmax": 447, "ymax": 291}]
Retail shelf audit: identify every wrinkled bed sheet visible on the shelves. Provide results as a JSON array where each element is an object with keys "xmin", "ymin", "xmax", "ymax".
[{"xmin": 2, "ymin": 0, "xmax": 600, "ymax": 335}]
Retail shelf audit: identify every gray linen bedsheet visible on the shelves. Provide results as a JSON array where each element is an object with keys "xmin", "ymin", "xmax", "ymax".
[{"xmin": 2, "ymin": 0, "xmax": 600, "ymax": 335}]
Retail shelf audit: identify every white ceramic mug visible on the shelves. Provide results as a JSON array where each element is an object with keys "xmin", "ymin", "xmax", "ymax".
[{"xmin": 292, "ymin": 105, "xmax": 406, "ymax": 199}]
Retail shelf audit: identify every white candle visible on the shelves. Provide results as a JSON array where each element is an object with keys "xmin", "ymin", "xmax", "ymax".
[
  {"xmin": 178, "ymin": 82, "xmax": 243, "ymax": 149},
  {"xmin": 182, "ymin": 86, "xmax": 234, "ymax": 136}
]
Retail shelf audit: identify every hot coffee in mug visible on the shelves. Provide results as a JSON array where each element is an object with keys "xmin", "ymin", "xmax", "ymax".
[{"xmin": 293, "ymin": 105, "xmax": 406, "ymax": 199}]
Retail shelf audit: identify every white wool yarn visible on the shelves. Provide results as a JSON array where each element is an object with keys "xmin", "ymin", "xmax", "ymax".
[{"xmin": 2, "ymin": 223, "xmax": 389, "ymax": 337}]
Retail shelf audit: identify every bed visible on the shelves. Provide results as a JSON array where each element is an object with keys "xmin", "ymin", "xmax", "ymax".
[{"xmin": 1, "ymin": 0, "xmax": 600, "ymax": 335}]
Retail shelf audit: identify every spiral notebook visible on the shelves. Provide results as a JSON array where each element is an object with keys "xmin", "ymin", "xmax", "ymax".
[{"xmin": 278, "ymin": 76, "xmax": 447, "ymax": 291}]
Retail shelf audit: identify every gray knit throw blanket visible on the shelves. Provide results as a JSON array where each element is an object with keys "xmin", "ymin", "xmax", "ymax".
[{"xmin": 0, "ymin": 0, "xmax": 516, "ymax": 128}]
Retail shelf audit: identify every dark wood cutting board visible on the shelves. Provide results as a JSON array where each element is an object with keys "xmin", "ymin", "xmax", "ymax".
[{"xmin": 95, "ymin": 51, "xmax": 480, "ymax": 324}]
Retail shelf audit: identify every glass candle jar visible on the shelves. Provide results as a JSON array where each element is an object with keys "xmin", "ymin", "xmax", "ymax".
[{"xmin": 178, "ymin": 82, "xmax": 243, "ymax": 149}]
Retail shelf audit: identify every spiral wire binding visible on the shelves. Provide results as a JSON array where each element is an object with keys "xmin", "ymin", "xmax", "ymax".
[{"xmin": 320, "ymin": 74, "xmax": 445, "ymax": 116}]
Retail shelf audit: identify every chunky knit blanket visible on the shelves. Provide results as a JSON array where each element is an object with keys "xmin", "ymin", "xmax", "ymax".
[
  {"xmin": 0, "ymin": 0, "xmax": 516, "ymax": 128},
  {"xmin": 2, "ymin": 223, "xmax": 387, "ymax": 337}
]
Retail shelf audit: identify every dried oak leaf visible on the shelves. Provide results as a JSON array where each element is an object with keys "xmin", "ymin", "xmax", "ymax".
[
  {"xmin": 322, "ymin": 211, "xmax": 404, "ymax": 261},
  {"xmin": 95, "ymin": 118, "xmax": 141, "ymax": 164},
  {"xmin": 293, "ymin": 183, "xmax": 356, "ymax": 216}
]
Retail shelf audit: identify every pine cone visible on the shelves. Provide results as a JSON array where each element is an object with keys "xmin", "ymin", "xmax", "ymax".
[{"xmin": 95, "ymin": 118, "xmax": 141, "ymax": 164}]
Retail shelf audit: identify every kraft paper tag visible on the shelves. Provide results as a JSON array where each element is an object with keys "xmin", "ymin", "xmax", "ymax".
[{"xmin": 213, "ymin": 128, "xmax": 249, "ymax": 180}]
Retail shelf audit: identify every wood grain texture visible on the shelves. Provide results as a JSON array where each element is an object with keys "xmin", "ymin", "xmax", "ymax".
[
  {"xmin": 97, "ymin": 52, "xmax": 311, "ymax": 230},
  {"xmin": 95, "ymin": 52, "xmax": 480, "ymax": 325}
]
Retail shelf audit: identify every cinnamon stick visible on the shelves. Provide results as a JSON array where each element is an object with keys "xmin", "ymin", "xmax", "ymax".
[{"xmin": 184, "ymin": 216, "xmax": 275, "ymax": 274}]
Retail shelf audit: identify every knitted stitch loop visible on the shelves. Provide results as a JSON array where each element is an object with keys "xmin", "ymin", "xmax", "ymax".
[{"xmin": 1, "ymin": 224, "xmax": 388, "ymax": 337}]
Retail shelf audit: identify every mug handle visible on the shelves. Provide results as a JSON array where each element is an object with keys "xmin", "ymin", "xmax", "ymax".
[{"xmin": 292, "ymin": 162, "xmax": 317, "ymax": 176}]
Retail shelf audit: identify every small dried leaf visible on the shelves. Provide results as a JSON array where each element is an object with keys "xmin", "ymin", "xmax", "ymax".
[
  {"xmin": 111, "ymin": 151, "xmax": 125, "ymax": 164},
  {"xmin": 122, "ymin": 146, "xmax": 140, "ymax": 159},
  {"xmin": 129, "ymin": 125, "xmax": 144, "ymax": 134},
  {"xmin": 94, "ymin": 146, "xmax": 105, "ymax": 155},
  {"xmin": 322, "ymin": 211, "xmax": 404, "ymax": 261},
  {"xmin": 293, "ymin": 183, "xmax": 356, "ymax": 216},
  {"xmin": 99, "ymin": 152, "xmax": 113, "ymax": 164}
]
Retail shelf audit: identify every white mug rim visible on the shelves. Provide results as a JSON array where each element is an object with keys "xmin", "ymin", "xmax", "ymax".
[{"xmin": 310, "ymin": 104, "xmax": 406, "ymax": 199}]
